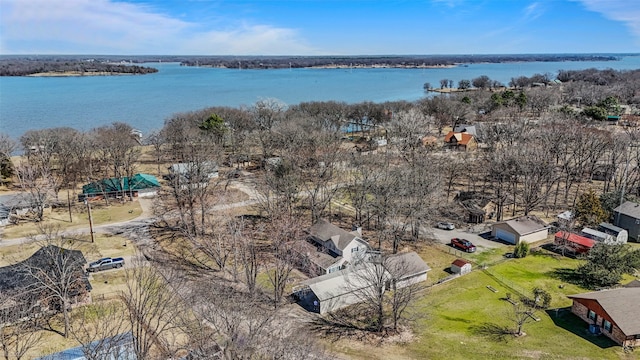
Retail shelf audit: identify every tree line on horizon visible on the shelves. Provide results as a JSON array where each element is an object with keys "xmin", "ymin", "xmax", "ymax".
[{"xmin": 2, "ymin": 66, "xmax": 640, "ymax": 358}]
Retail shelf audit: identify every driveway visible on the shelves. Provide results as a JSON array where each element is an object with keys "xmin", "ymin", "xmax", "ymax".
[{"xmin": 423, "ymin": 225, "xmax": 506, "ymax": 251}]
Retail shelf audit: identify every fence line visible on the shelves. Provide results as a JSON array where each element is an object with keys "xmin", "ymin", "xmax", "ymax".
[{"xmin": 482, "ymin": 268, "xmax": 530, "ymax": 299}]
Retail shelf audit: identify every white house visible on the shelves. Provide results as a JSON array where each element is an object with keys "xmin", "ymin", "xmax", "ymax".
[
  {"xmin": 491, "ymin": 215, "xmax": 549, "ymax": 245},
  {"xmin": 305, "ymin": 219, "xmax": 371, "ymax": 274},
  {"xmin": 294, "ymin": 251, "xmax": 430, "ymax": 314}
]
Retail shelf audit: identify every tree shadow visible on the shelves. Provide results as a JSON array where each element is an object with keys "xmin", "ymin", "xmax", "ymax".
[
  {"xmin": 547, "ymin": 267, "xmax": 583, "ymax": 287},
  {"xmin": 546, "ymin": 308, "xmax": 616, "ymax": 349},
  {"xmin": 308, "ymin": 312, "xmax": 369, "ymax": 342},
  {"xmin": 469, "ymin": 322, "xmax": 513, "ymax": 343}
]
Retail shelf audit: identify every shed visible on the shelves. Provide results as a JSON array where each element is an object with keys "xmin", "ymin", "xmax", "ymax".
[
  {"xmin": 554, "ymin": 231, "xmax": 595, "ymax": 254},
  {"xmin": 614, "ymin": 201, "xmax": 640, "ymax": 242},
  {"xmin": 580, "ymin": 227, "xmax": 616, "ymax": 244},
  {"xmin": 451, "ymin": 258, "xmax": 472, "ymax": 275},
  {"xmin": 491, "ymin": 215, "xmax": 548, "ymax": 245},
  {"xmin": 598, "ymin": 222, "xmax": 628, "ymax": 244}
]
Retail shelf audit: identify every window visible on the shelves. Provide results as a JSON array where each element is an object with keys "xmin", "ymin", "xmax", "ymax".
[
  {"xmin": 603, "ymin": 319, "xmax": 612, "ymax": 333},
  {"xmin": 351, "ymin": 247, "xmax": 358, "ymax": 253},
  {"xmin": 588, "ymin": 310, "xmax": 596, "ymax": 321}
]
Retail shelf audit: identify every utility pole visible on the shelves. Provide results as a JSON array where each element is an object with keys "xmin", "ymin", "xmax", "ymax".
[
  {"xmin": 67, "ymin": 189, "xmax": 72, "ymax": 222},
  {"xmin": 85, "ymin": 199, "xmax": 95, "ymax": 243}
]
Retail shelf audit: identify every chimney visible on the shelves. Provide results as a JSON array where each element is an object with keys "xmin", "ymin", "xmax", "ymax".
[{"xmin": 352, "ymin": 224, "xmax": 362, "ymax": 236}]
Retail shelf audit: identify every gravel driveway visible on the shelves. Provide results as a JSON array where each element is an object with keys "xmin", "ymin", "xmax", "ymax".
[{"xmin": 423, "ymin": 225, "xmax": 507, "ymax": 251}]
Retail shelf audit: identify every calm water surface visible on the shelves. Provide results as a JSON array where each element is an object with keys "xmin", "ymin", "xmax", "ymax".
[{"xmin": 1, "ymin": 55, "xmax": 639, "ymax": 139}]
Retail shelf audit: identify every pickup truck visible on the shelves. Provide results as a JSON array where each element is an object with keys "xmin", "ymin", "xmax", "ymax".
[{"xmin": 87, "ymin": 257, "xmax": 125, "ymax": 272}]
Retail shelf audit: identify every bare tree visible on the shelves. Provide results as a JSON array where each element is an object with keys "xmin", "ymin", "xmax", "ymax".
[
  {"xmin": 0, "ymin": 293, "xmax": 42, "ymax": 360},
  {"xmin": 120, "ymin": 260, "xmax": 184, "ymax": 359},
  {"xmin": 191, "ymin": 283, "xmax": 272, "ymax": 359},
  {"xmin": 22, "ymin": 226, "xmax": 90, "ymax": 338},
  {"xmin": 15, "ymin": 163, "xmax": 54, "ymax": 222},
  {"xmin": 70, "ymin": 302, "xmax": 131, "ymax": 360},
  {"xmin": 266, "ymin": 215, "xmax": 303, "ymax": 308}
]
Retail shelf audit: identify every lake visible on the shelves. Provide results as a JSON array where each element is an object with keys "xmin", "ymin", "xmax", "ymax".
[{"xmin": 1, "ymin": 55, "xmax": 639, "ymax": 139}]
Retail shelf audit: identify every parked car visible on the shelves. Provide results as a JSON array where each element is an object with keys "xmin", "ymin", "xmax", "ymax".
[
  {"xmin": 437, "ymin": 222, "xmax": 455, "ymax": 230},
  {"xmin": 87, "ymin": 257, "xmax": 125, "ymax": 272},
  {"xmin": 451, "ymin": 238, "xmax": 476, "ymax": 252}
]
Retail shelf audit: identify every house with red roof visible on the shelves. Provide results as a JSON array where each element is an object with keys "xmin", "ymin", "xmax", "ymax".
[{"xmin": 444, "ymin": 131, "xmax": 477, "ymax": 151}]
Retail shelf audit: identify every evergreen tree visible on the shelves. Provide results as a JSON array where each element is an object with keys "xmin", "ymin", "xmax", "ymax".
[{"xmin": 574, "ymin": 188, "xmax": 607, "ymax": 227}]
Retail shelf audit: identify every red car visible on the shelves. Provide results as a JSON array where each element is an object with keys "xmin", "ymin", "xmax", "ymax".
[{"xmin": 451, "ymin": 238, "xmax": 476, "ymax": 253}]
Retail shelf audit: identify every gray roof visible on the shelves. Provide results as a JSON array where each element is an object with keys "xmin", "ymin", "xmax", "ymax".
[
  {"xmin": 300, "ymin": 263, "xmax": 379, "ymax": 302},
  {"xmin": 581, "ymin": 227, "xmax": 614, "ymax": 242},
  {"xmin": 385, "ymin": 252, "xmax": 431, "ymax": 279},
  {"xmin": 453, "ymin": 124, "xmax": 477, "ymax": 137},
  {"xmin": 0, "ymin": 193, "xmax": 31, "ymax": 219},
  {"xmin": 614, "ymin": 201, "xmax": 640, "ymax": 219},
  {"xmin": 309, "ymin": 219, "xmax": 364, "ymax": 251},
  {"xmin": 598, "ymin": 222, "xmax": 624, "ymax": 234},
  {"xmin": 499, "ymin": 215, "xmax": 548, "ymax": 236},
  {"xmin": 568, "ymin": 288, "xmax": 640, "ymax": 335},
  {"xmin": 297, "ymin": 240, "xmax": 342, "ymax": 270}
]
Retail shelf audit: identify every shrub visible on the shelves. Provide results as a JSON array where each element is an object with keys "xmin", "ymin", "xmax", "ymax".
[{"xmin": 513, "ymin": 242, "xmax": 530, "ymax": 258}]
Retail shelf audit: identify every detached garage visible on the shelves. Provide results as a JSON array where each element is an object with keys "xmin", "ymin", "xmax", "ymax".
[{"xmin": 491, "ymin": 215, "xmax": 549, "ymax": 245}]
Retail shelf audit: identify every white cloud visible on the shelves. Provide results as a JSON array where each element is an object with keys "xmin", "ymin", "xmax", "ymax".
[
  {"xmin": 523, "ymin": 2, "xmax": 544, "ymax": 22},
  {"xmin": 577, "ymin": 0, "xmax": 640, "ymax": 40},
  {"xmin": 0, "ymin": 0, "xmax": 314, "ymax": 54}
]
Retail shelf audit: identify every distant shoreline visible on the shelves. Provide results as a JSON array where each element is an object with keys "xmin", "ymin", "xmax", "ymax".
[
  {"xmin": 26, "ymin": 71, "xmax": 132, "ymax": 77},
  {"xmin": 307, "ymin": 64, "xmax": 457, "ymax": 69}
]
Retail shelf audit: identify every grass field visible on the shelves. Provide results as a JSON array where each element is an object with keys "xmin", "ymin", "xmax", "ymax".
[
  {"xmin": 327, "ymin": 248, "xmax": 638, "ymax": 360},
  {"xmin": 0, "ymin": 200, "xmax": 143, "ymax": 239}
]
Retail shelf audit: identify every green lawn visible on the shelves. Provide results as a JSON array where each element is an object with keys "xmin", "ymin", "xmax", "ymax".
[
  {"xmin": 329, "ymin": 248, "xmax": 636, "ymax": 360},
  {"xmin": 405, "ymin": 270, "xmax": 629, "ymax": 360}
]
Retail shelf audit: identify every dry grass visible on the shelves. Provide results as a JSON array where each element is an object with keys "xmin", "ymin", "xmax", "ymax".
[
  {"xmin": 0, "ymin": 234, "xmax": 135, "ymax": 267},
  {"xmin": 1, "ymin": 200, "xmax": 142, "ymax": 240}
]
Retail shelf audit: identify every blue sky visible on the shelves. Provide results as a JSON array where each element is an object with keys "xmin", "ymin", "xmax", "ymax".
[{"xmin": 1, "ymin": 0, "xmax": 639, "ymax": 55}]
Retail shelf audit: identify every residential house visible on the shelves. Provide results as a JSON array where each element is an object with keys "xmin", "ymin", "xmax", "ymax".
[
  {"xmin": 0, "ymin": 193, "xmax": 31, "ymax": 226},
  {"xmin": 613, "ymin": 201, "xmax": 640, "ymax": 242},
  {"xmin": 0, "ymin": 246, "xmax": 91, "ymax": 324},
  {"xmin": 79, "ymin": 173, "xmax": 160, "ymax": 201},
  {"xmin": 444, "ymin": 131, "xmax": 477, "ymax": 151},
  {"xmin": 294, "ymin": 251, "xmax": 430, "ymax": 314},
  {"xmin": 167, "ymin": 162, "xmax": 219, "ymax": 182},
  {"xmin": 304, "ymin": 219, "xmax": 371, "ymax": 275},
  {"xmin": 491, "ymin": 215, "xmax": 549, "ymax": 245},
  {"xmin": 568, "ymin": 288, "xmax": 640, "ymax": 348},
  {"xmin": 453, "ymin": 124, "xmax": 477, "ymax": 137},
  {"xmin": 554, "ymin": 231, "xmax": 595, "ymax": 254},
  {"xmin": 451, "ymin": 258, "xmax": 472, "ymax": 275}
]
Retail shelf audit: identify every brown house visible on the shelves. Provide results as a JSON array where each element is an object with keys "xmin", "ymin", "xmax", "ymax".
[
  {"xmin": 568, "ymin": 288, "xmax": 640, "ymax": 348},
  {"xmin": 444, "ymin": 131, "xmax": 477, "ymax": 151}
]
